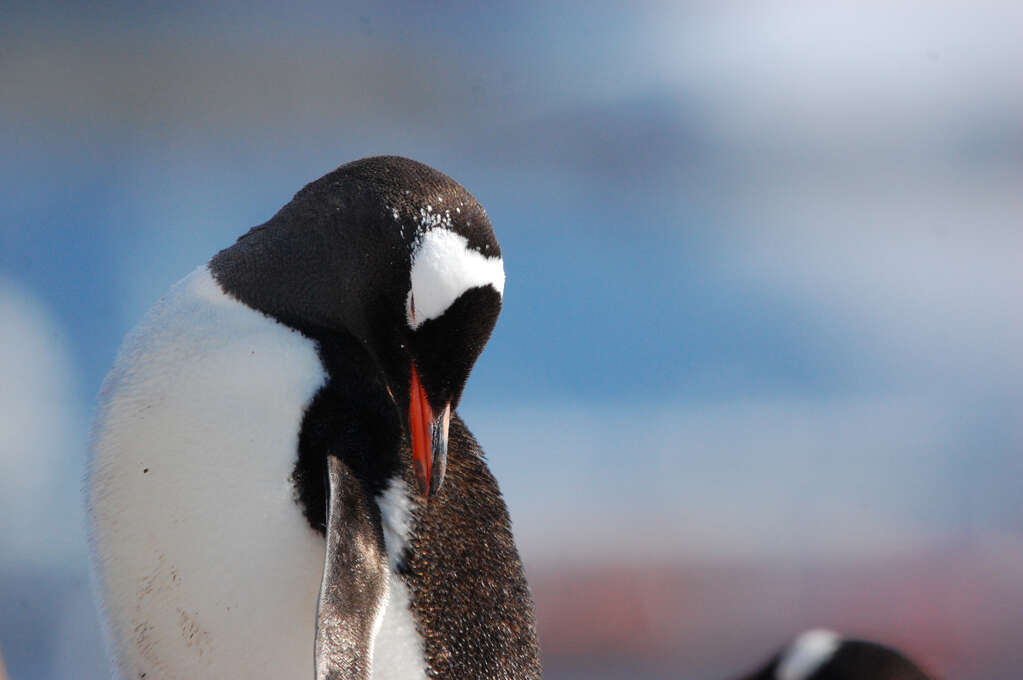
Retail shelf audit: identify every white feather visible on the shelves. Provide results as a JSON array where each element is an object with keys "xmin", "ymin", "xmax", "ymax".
[
  {"xmin": 406, "ymin": 229, "xmax": 504, "ymax": 329},
  {"xmin": 89, "ymin": 265, "xmax": 328, "ymax": 678},
  {"xmin": 777, "ymin": 629, "xmax": 841, "ymax": 680},
  {"xmin": 370, "ymin": 572, "xmax": 429, "ymax": 680},
  {"xmin": 377, "ymin": 479, "xmax": 416, "ymax": 571},
  {"xmin": 88, "ymin": 266, "xmax": 430, "ymax": 679},
  {"xmin": 372, "ymin": 479, "xmax": 429, "ymax": 680}
]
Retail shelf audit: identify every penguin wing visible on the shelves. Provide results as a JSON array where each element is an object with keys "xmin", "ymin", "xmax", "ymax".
[{"xmin": 315, "ymin": 455, "xmax": 390, "ymax": 680}]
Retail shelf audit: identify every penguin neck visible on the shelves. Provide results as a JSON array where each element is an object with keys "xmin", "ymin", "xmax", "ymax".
[{"xmin": 292, "ymin": 330, "xmax": 406, "ymax": 534}]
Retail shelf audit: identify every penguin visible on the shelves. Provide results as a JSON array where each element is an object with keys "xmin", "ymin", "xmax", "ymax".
[
  {"xmin": 737, "ymin": 629, "xmax": 935, "ymax": 680},
  {"xmin": 87, "ymin": 156, "xmax": 542, "ymax": 680}
]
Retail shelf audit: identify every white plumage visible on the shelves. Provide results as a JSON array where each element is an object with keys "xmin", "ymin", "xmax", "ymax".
[
  {"xmin": 88, "ymin": 266, "xmax": 426, "ymax": 679},
  {"xmin": 777, "ymin": 629, "xmax": 841, "ymax": 680},
  {"xmin": 406, "ymin": 228, "xmax": 504, "ymax": 329}
]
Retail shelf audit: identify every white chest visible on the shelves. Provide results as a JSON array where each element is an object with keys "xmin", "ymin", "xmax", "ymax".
[
  {"xmin": 370, "ymin": 480, "xmax": 428, "ymax": 680},
  {"xmin": 88, "ymin": 267, "xmax": 427, "ymax": 679}
]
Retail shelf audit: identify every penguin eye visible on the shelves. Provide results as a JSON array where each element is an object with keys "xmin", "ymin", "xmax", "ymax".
[{"xmin": 406, "ymin": 229, "xmax": 504, "ymax": 330}]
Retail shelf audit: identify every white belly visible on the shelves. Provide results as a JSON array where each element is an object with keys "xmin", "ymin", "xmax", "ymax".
[{"xmin": 88, "ymin": 266, "xmax": 426, "ymax": 680}]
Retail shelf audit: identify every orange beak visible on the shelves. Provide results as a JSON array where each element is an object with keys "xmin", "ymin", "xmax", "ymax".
[{"xmin": 408, "ymin": 363, "xmax": 450, "ymax": 499}]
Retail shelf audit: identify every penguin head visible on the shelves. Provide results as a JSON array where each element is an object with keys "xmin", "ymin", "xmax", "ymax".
[
  {"xmin": 397, "ymin": 220, "xmax": 504, "ymax": 496},
  {"xmin": 353, "ymin": 158, "xmax": 505, "ymax": 499},
  {"xmin": 211, "ymin": 156, "xmax": 504, "ymax": 499}
]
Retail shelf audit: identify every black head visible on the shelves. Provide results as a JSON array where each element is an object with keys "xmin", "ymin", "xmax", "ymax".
[
  {"xmin": 736, "ymin": 630, "xmax": 935, "ymax": 680},
  {"xmin": 210, "ymin": 156, "xmax": 505, "ymax": 498},
  {"xmin": 208, "ymin": 158, "xmax": 533, "ymax": 679}
]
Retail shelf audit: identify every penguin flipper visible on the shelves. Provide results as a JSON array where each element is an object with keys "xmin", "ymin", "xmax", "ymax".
[{"xmin": 315, "ymin": 455, "xmax": 389, "ymax": 680}]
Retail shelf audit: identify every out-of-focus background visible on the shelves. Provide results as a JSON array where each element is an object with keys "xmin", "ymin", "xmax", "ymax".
[{"xmin": 2, "ymin": 2, "xmax": 1022, "ymax": 678}]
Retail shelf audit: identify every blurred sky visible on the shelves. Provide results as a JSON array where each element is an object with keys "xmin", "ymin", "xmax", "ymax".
[{"xmin": 2, "ymin": 2, "xmax": 1023, "ymax": 679}]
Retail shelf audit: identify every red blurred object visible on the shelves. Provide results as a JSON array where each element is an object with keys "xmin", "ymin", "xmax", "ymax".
[{"xmin": 530, "ymin": 542, "xmax": 1023, "ymax": 679}]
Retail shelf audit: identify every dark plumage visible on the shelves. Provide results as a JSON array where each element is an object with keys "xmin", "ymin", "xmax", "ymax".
[
  {"xmin": 405, "ymin": 417, "xmax": 542, "ymax": 679},
  {"xmin": 210, "ymin": 156, "xmax": 539, "ymax": 678},
  {"xmin": 738, "ymin": 631, "xmax": 935, "ymax": 680}
]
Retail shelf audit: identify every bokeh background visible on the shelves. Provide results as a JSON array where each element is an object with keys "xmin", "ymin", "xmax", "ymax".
[{"xmin": 3, "ymin": 2, "xmax": 1022, "ymax": 678}]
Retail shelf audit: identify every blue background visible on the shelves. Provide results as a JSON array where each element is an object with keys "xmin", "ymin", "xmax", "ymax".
[{"xmin": 2, "ymin": 3, "xmax": 1022, "ymax": 678}]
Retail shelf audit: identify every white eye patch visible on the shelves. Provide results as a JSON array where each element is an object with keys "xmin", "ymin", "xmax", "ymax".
[{"xmin": 406, "ymin": 229, "xmax": 505, "ymax": 329}]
